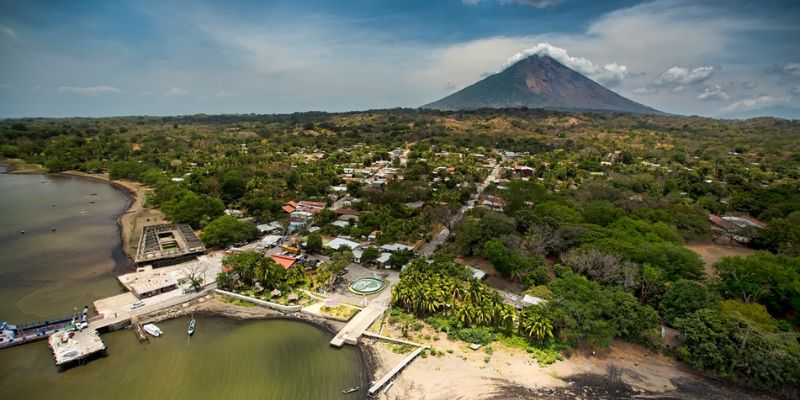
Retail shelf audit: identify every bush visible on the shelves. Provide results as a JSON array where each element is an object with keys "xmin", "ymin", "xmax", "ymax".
[{"xmin": 449, "ymin": 326, "xmax": 495, "ymax": 345}]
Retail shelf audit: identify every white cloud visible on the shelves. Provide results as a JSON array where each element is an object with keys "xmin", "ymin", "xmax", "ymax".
[
  {"xmin": 654, "ymin": 66, "xmax": 715, "ymax": 87},
  {"xmin": 720, "ymin": 95, "xmax": 787, "ymax": 113},
  {"xmin": 790, "ymin": 85, "xmax": 800, "ymax": 97},
  {"xmin": 0, "ymin": 25, "xmax": 17, "ymax": 39},
  {"xmin": 697, "ymin": 85, "xmax": 729, "ymax": 101},
  {"xmin": 740, "ymin": 81, "xmax": 757, "ymax": 89},
  {"xmin": 633, "ymin": 86, "xmax": 658, "ymax": 95},
  {"xmin": 163, "ymin": 87, "xmax": 188, "ymax": 97},
  {"xmin": 57, "ymin": 85, "xmax": 122, "ymax": 95},
  {"xmin": 214, "ymin": 91, "xmax": 238, "ymax": 99},
  {"xmin": 499, "ymin": 43, "xmax": 628, "ymax": 86},
  {"xmin": 462, "ymin": 0, "xmax": 562, "ymax": 7},
  {"xmin": 767, "ymin": 63, "xmax": 800, "ymax": 81}
]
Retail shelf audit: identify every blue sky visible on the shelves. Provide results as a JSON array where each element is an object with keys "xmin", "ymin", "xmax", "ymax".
[{"xmin": 0, "ymin": 0, "xmax": 798, "ymax": 118}]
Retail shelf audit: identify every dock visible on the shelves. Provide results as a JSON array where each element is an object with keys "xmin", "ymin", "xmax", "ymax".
[
  {"xmin": 131, "ymin": 316, "xmax": 148, "ymax": 342},
  {"xmin": 368, "ymin": 346, "xmax": 426, "ymax": 396},
  {"xmin": 48, "ymin": 329, "xmax": 106, "ymax": 366},
  {"xmin": 330, "ymin": 302, "xmax": 386, "ymax": 347}
]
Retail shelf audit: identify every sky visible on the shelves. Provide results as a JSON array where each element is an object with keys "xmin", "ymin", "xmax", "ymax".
[{"xmin": 0, "ymin": 0, "xmax": 798, "ymax": 119}]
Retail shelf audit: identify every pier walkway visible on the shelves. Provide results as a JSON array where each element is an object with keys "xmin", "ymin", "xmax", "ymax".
[
  {"xmin": 368, "ymin": 346, "xmax": 426, "ymax": 396},
  {"xmin": 330, "ymin": 301, "xmax": 386, "ymax": 347}
]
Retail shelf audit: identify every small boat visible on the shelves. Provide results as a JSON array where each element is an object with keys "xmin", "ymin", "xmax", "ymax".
[
  {"xmin": 187, "ymin": 318, "xmax": 196, "ymax": 336},
  {"xmin": 143, "ymin": 323, "xmax": 163, "ymax": 337},
  {"xmin": 342, "ymin": 387, "xmax": 359, "ymax": 394}
]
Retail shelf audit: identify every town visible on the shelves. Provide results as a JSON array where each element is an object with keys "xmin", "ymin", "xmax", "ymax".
[{"xmin": 1, "ymin": 109, "xmax": 798, "ymax": 399}]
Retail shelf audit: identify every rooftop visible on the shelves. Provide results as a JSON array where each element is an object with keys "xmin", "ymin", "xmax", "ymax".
[{"xmin": 134, "ymin": 224, "xmax": 205, "ymax": 265}]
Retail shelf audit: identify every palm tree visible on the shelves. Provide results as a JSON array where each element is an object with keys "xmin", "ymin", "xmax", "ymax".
[{"xmin": 519, "ymin": 307, "xmax": 554, "ymax": 343}]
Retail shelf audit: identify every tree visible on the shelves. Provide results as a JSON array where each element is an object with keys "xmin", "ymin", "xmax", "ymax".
[
  {"xmin": 306, "ymin": 232, "xmax": 322, "ymax": 254},
  {"xmin": 324, "ymin": 250, "xmax": 353, "ymax": 276},
  {"xmin": 659, "ymin": 279, "xmax": 711, "ymax": 326},
  {"xmin": 750, "ymin": 212, "xmax": 800, "ymax": 256},
  {"xmin": 676, "ymin": 306, "xmax": 800, "ymax": 388},
  {"xmin": 714, "ymin": 252, "xmax": 800, "ymax": 317},
  {"xmin": 360, "ymin": 246, "xmax": 380, "ymax": 265},
  {"xmin": 162, "ymin": 190, "xmax": 224, "ymax": 228},
  {"xmin": 519, "ymin": 306, "xmax": 554, "ymax": 343},
  {"xmin": 389, "ymin": 249, "xmax": 414, "ymax": 269},
  {"xmin": 546, "ymin": 272, "xmax": 616, "ymax": 347},
  {"xmin": 581, "ymin": 201, "xmax": 624, "ymax": 226},
  {"xmin": 675, "ymin": 308, "xmax": 738, "ymax": 377},
  {"xmin": 200, "ymin": 215, "xmax": 260, "ymax": 247}
]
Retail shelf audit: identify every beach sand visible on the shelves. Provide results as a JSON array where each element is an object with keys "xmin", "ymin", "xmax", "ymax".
[{"xmin": 366, "ymin": 317, "xmax": 776, "ymax": 400}]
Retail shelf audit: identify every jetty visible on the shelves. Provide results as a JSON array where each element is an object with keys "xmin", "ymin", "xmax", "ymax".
[
  {"xmin": 48, "ymin": 328, "xmax": 106, "ymax": 366},
  {"xmin": 330, "ymin": 301, "xmax": 386, "ymax": 347},
  {"xmin": 130, "ymin": 316, "xmax": 148, "ymax": 343},
  {"xmin": 367, "ymin": 345, "xmax": 427, "ymax": 396}
]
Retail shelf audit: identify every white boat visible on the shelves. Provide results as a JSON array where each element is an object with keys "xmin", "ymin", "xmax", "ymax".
[{"xmin": 143, "ymin": 323, "xmax": 163, "ymax": 337}]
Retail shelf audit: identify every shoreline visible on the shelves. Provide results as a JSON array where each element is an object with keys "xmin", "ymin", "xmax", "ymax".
[
  {"xmin": 1, "ymin": 160, "xmax": 151, "ymax": 261},
  {"xmin": 54, "ymin": 170, "xmax": 154, "ymax": 261}
]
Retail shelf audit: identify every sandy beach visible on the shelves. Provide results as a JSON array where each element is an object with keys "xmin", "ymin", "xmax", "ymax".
[{"xmin": 364, "ymin": 317, "xmax": 776, "ymax": 400}]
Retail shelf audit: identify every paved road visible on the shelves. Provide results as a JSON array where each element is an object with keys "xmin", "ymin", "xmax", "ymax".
[{"xmin": 419, "ymin": 155, "xmax": 504, "ymax": 258}]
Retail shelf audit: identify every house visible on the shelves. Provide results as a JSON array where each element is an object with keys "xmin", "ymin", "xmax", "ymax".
[
  {"xmin": 380, "ymin": 243, "xmax": 414, "ymax": 253},
  {"xmin": 376, "ymin": 252, "xmax": 392, "ymax": 268},
  {"xmin": 257, "ymin": 235, "xmax": 283, "ymax": 248},
  {"xmin": 290, "ymin": 210, "xmax": 312, "ymax": 222},
  {"xmin": 522, "ymin": 295, "xmax": 547, "ymax": 306},
  {"xmin": 281, "ymin": 201, "xmax": 297, "ymax": 214},
  {"xmin": 514, "ymin": 165, "xmax": 535, "ymax": 177},
  {"xmin": 709, "ymin": 214, "xmax": 765, "ymax": 244},
  {"xmin": 256, "ymin": 221, "xmax": 284, "ymax": 235},
  {"xmin": 270, "ymin": 254, "xmax": 297, "ymax": 270},
  {"xmin": 337, "ymin": 214, "xmax": 358, "ymax": 222},
  {"xmin": 335, "ymin": 208, "xmax": 360, "ymax": 217},
  {"xmin": 326, "ymin": 237, "xmax": 361, "ymax": 251},
  {"xmin": 296, "ymin": 200, "xmax": 325, "ymax": 215},
  {"xmin": 467, "ymin": 266, "xmax": 487, "ymax": 280},
  {"xmin": 478, "ymin": 196, "xmax": 506, "ymax": 211},
  {"xmin": 368, "ymin": 230, "xmax": 381, "ymax": 241},
  {"xmin": 224, "ymin": 209, "xmax": 244, "ymax": 218},
  {"xmin": 404, "ymin": 201, "xmax": 424, "ymax": 210},
  {"xmin": 352, "ymin": 248, "xmax": 364, "ymax": 263},
  {"xmin": 331, "ymin": 220, "xmax": 350, "ymax": 228}
]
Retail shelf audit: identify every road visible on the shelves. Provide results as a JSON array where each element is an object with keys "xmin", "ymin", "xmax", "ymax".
[{"xmin": 419, "ymin": 154, "xmax": 504, "ymax": 258}]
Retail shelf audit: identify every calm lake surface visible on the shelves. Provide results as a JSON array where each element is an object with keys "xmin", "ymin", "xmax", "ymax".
[{"xmin": 0, "ymin": 169, "xmax": 364, "ymax": 399}]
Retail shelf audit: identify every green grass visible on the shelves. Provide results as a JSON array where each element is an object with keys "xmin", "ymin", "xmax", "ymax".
[{"xmin": 496, "ymin": 333, "xmax": 566, "ymax": 366}]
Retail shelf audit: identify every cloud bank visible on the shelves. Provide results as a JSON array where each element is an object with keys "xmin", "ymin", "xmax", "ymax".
[
  {"xmin": 499, "ymin": 43, "xmax": 628, "ymax": 86},
  {"xmin": 58, "ymin": 86, "xmax": 122, "ymax": 95}
]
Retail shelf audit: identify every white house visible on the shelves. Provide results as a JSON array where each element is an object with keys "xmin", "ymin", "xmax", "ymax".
[
  {"xmin": 326, "ymin": 237, "xmax": 361, "ymax": 251},
  {"xmin": 380, "ymin": 243, "xmax": 414, "ymax": 253}
]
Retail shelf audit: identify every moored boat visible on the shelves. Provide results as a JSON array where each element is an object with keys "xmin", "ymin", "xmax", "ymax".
[
  {"xmin": 342, "ymin": 387, "xmax": 359, "ymax": 394},
  {"xmin": 143, "ymin": 323, "xmax": 163, "ymax": 337}
]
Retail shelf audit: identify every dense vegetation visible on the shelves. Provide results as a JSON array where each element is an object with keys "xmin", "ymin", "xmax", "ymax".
[{"xmin": 2, "ymin": 108, "xmax": 799, "ymax": 391}]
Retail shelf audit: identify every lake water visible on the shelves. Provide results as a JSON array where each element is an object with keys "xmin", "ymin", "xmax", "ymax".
[{"xmin": 0, "ymin": 169, "xmax": 364, "ymax": 399}]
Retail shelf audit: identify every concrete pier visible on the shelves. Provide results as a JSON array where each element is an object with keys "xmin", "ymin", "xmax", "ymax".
[
  {"xmin": 368, "ymin": 346, "xmax": 425, "ymax": 396},
  {"xmin": 330, "ymin": 302, "xmax": 386, "ymax": 347},
  {"xmin": 48, "ymin": 329, "xmax": 106, "ymax": 366}
]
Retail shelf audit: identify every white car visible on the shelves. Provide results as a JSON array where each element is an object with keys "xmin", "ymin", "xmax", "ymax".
[{"xmin": 130, "ymin": 301, "xmax": 145, "ymax": 309}]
